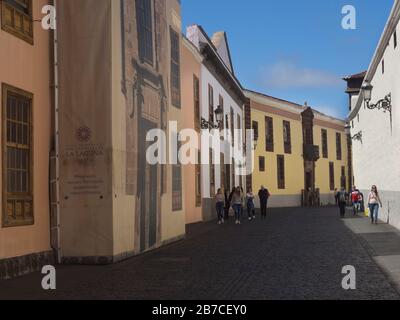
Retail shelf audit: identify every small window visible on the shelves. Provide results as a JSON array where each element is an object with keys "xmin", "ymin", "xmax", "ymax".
[
  {"xmin": 382, "ymin": 59, "xmax": 385, "ymax": 74},
  {"xmin": 259, "ymin": 157, "xmax": 265, "ymax": 172},
  {"xmin": 2, "ymin": 84, "xmax": 34, "ymax": 227},
  {"xmin": 394, "ymin": 30, "xmax": 397, "ymax": 49},
  {"xmin": 1, "ymin": 0, "xmax": 33, "ymax": 44}
]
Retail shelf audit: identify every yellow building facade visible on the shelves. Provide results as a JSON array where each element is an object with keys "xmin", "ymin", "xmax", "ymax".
[{"xmin": 245, "ymin": 90, "xmax": 350, "ymax": 207}]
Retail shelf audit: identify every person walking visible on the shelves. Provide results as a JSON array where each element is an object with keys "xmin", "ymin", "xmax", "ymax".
[
  {"xmin": 246, "ymin": 189, "xmax": 256, "ymax": 221},
  {"xmin": 368, "ymin": 185, "xmax": 383, "ymax": 225},
  {"xmin": 224, "ymin": 189, "xmax": 231, "ymax": 221},
  {"xmin": 215, "ymin": 189, "xmax": 225, "ymax": 225},
  {"xmin": 336, "ymin": 187, "xmax": 348, "ymax": 218},
  {"xmin": 240, "ymin": 186, "xmax": 245, "ymax": 220},
  {"xmin": 351, "ymin": 186, "xmax": 361, "ymax": 216},
  {"xmin": 258, "ymin": 186, "xmax": 270, "ymax": 219},
  {"xmin": 232, "ymin": 187, "xmax": 242, "ymax": 225},
  {"xmin": 334, "ymin": 188, "xmax": 339, "ymax": 206}
]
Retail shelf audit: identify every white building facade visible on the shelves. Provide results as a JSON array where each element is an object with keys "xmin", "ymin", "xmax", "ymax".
[
  {"xmin": 348, "ymin": 0, "xmax": 400, "ymax": 229},
  {"xmin": 186, "ymin": 25, "xmax": 247, "ymax": 221}
]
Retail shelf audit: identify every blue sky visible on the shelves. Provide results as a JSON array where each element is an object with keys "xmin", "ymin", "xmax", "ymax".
[{"xmin": 182, "ymin": 0, "xmax": 394, "ymax": 119}]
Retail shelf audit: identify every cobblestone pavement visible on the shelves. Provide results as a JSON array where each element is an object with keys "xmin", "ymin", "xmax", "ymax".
[{"xmin": 1, "ymin": 207, "xmax": 399, "ymax": 300}]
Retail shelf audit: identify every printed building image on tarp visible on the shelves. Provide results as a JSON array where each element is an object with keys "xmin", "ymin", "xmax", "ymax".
[{"xmin": 56, "ymin": 0, "xmax": 185, "ymax": 264}]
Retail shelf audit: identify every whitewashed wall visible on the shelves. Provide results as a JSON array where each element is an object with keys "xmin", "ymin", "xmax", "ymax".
[
  {"xmin": 200, "ymin": 64, "xmax": 245, "ymax": 199},
  {"xmin": 351, "ymin": 21, "xmax": 400, "ymax": 229}
]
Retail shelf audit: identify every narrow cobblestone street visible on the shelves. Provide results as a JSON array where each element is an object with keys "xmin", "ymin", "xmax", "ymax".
[{"xmin": 1, "ymin": 207, "xmax": 399, "ymax": 300}]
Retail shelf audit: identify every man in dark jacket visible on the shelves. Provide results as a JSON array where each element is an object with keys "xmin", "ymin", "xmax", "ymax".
[
  {"xmin": 336, "ymin": 188, "xmax": 348, "ymax": 218},
  {"xmin": 258, "ymin": 186, "xmax": 270, "ymax": 219}
]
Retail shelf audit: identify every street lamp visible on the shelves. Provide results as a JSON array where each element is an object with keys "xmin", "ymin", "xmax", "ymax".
[
  {"xmin": 345, "ymin": 124, "xmax": 363, "ymax": 144},
  {"xmin": 361, "ymin": 82, "xmax": 392, "ymax": 128},
  {"xmin": 201, "ymin": 105, "xmax": 224, "ymax": 130}
]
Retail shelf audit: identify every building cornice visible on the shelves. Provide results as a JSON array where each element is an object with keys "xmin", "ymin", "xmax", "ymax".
[
  {"xmin": 348, "ymin": 0, "xmax": 400, "ymax": 121},
  {"xmin": 182, "ymin": 35, "xmax": 203, "ymax": 64},
  {"xmin": 245, "ymin": 89, "xmax": 346, "ymax": 127}
]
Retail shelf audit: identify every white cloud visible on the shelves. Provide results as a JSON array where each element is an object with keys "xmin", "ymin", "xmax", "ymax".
[{"xmin": 260, "ymin": 60, "xmax": 342, "ymax": 89}]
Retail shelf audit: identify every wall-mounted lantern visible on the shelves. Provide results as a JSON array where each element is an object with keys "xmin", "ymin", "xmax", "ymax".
[
  {"xmin": 345, "ymin": 124, "xmax": 363, "ymax": 144},
  {"xmin": 361, "ymin": 81, "xmax": 392, "ymax": 128},
  {"xmin": 201, "ymin": 105, "xmax": 224, "ymax": 130}
]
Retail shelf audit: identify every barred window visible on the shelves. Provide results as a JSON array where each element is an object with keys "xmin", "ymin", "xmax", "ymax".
[
  {"xmin": 2, "ymin": 84, "xmax": 33, "ymax": 227},
  {"xmin": 1, "ymin": 0, "xmax": 33, "ymax": 44},
  {"xmin": 277, "ymin": 155, "xmax": 285, "ymax": 189},
  {"xmin": 283, "ymin": 120, "xmax": 292, "ymax": 154},
  {"xmin": 321, "ymin": 129, "xmax": 328, "ymax": 158},
  {"xmin": 336, "ymin": 133, "xmax": 342, "ymax": 161},
  {"xmin": 172, "ymin": 141, "xmax": 182, "ymax": 211},
  {"xmin": 208, "ymin": 85, "xmax": 214, "ymax": 122},
  {"xmin": 194, "ymin": 75, "xmax": 200, "ymax": 131},
  {"xmin": 170, "ymin": 28, "xmax": 181, "ymax": 108},
  {"xmin": 136, "ymin": 0, "xmax": 153, "ymax": 65},
  {"xmin": 265, "ymin": 116, "xmax": 274, "ymax": 152}
]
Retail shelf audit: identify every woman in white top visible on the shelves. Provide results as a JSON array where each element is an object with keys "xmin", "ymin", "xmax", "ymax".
[{"xmin": 368, "ymin": 185, "xmax": 382, "ymax": 225}]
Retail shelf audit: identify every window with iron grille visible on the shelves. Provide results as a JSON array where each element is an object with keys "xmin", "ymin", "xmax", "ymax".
[
  {"xmin": 321, "ymin": 129, "xmax": 328, "ymax": 158},
  {"xmin": 193, "ymin": 75, "xmax": 200, "ymax": 131},
  {"xmin": 170, "ymin": 28, "xmax": 181, "ymax": 108},
  {"xmin": 230, "ymin": 108, "xmax": 234, "ymax": 147},
  {"xmin": 277, "ymin": 155, "xmax": 285, "ymax": 189},
  {"xmin": 208, "ymin": 85, "xmax": 214, "ymax": 123},
  {"xmin": 219, "ymin": 95, "xmax": 224, "ymax": 129},
  {"xmin": 2, "ymin": 84, "xmax": 33, "ymax": 227},
  {"xmin": 136, "ymin": 0, "xmax": 153, "ymax": 65},
  {"xmin": 195, "ymin": 151, "xmax": 201, "ymax": 207},
  {"xmin": 1, "ymin": 0, "xmax": 33, "ymax": 44},
  {"xmin": 336, "ymin": 133, "xmax": 342, "ymax": 161},
  {"xmin": 283, "ymin": 120, "xmax": 292, "ymax": 154},
  {"xmin": 265, "ymin": 116, "xmax": 274, "ymax": 152},
  {"xmin": 172, "ymin": 141, "xmax": 182, "ymax": 211}
]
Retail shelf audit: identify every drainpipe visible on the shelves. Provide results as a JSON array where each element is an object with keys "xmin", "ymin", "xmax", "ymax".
[{"xmin": 53, "ymin": 0, "xmax": 61, "ymax": 264}]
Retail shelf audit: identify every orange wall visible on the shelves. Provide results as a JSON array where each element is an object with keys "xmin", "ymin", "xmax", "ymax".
[
  {"xmin": 182, "ymin": 40, "xmax": 202, "ymax": 224},
  {"xmin": 0, "ymin": 1, "xmax": 52, "ymax": 259}
]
